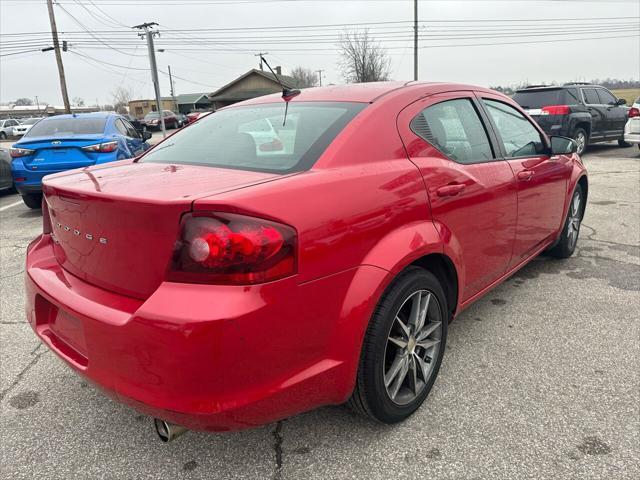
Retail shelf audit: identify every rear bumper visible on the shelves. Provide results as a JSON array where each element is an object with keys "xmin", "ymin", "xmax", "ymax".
[{"xmin": 26, "ymin": 234, "xmax": 384, "ymax": 431}]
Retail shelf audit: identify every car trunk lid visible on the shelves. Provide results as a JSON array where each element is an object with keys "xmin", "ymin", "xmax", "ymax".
[
  {"xmin": 17, "ymin": 135, "xmax": 107, "ymax": 171},
  {"xmin": 43, "ymin": 161, "xmax": 283, "ymax": 299}
]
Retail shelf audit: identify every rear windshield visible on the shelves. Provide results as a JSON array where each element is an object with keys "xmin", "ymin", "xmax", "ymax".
[
  {"xmin": 513, "ymin": 89, "xmax": 579, "ymax": 109},
  {"xmin": 25, "ymin": 117, "xmax": 106, "ymax": 137},
  {"xmin": 141, "ymin": 102, "xmax": 366, "ymax": 173},
  {"xmin": 144, "ymin": 112, "xmax": 159, "ymax": 119}
]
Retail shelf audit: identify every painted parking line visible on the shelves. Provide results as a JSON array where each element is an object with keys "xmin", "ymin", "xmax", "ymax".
[{"xmin": 0, "ymin": 200, "xmax": 23, "ymax": 212}]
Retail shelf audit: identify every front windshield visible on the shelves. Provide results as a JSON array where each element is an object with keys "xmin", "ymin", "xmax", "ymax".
[
  {"xmin": 24, "ymin": 118, "xmax": 42, "ymax": 125},
  {"xmin": 141, "ymin": 102, "xmax": 366, "ymax": 173}
]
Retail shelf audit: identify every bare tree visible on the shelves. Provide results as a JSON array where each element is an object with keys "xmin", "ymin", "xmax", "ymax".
[
  {"xmin": 111, "ymin": 86, "xmax": 132, "ymax": 114},
  {"xmin": 290, "ymin": 66, "xmax": 319, "ymax": 88},
  {"xmin": 72, "ymin": 96, "xmax": 85, "ymax": 107},
  {"xmin": 14, "ymin": 97, "xmax": 33, "ymax": 106},
  {"xmin": 338, "ymin": 30, "xmax": 391, "ymax": 83}
]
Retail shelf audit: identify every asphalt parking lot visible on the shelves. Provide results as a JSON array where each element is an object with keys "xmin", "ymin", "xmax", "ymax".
[{"xmin": 1, "ymin": 144, "xmax": 638, "ymax": 479}]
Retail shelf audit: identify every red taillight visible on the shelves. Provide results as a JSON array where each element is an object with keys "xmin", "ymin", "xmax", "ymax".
[
  {"xmin": 167, "ymin": 212, "xmax": 297, "ymax": 285},
  {"xmin": 629, "ymin": 107, "xmax": 640, "ymax": 118},
  {"xmin": 10, "ymin": 147, "xmax": 34, "ymax": 158},
  {"xmin": 42, "ymin": 197, "xmax": 52, "ymax": 234},
  {"xmin": 82, "ymin": 141, "xmax": 118, "ymax": 153},
  {"xmin": 541, "ymin": 105, "xmax": 570, "ymax": 115}
]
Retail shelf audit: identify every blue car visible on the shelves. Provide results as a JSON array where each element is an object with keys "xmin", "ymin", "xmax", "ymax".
[{"xmin": 10, "ymin": 112, "xmax": 152, "ymax": 208}]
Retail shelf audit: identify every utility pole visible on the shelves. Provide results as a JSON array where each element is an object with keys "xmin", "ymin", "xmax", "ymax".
[
  {"xmin": 35, "ymin": 96, "xmax": 40, "ymax": 114},
  {"xmin": 168, "ymin": 65, "xmax": 179, "ymax": 113},
  {"xmin": 133, "ymin": 22, "xmax": 166, "ymax": 137},
  {"xmin": 46, "ymin": 0, "xmax": 71, "ymax": 113},
  {"xmin": 316, "ymin": 69, "xmax": 324, "ymax": 87},
  {"xmin": 254, "ymin": 52, "xmax": 269, "ymax": 71},
  {"xmin": 414, "ymin": 0, "xmax": 418, "ymax": 81}
]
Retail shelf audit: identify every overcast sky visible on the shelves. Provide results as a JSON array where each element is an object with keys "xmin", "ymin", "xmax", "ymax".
[{"xmin": 1, "ymin": 0, "xmax": 639, "ymax": 106}]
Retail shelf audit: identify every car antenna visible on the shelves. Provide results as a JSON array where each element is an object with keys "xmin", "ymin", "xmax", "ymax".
[{"xmin": 259, "ymin": 54, "xmax": 300, "ymax": 126}]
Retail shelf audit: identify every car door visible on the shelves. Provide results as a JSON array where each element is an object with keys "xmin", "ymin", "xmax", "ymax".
[
  {"xmin": 397, "ymin": 91, "xmax": 517, "ymax": 301},
  {"xmin": 581, "ymin": 87, "xmax": 607, "ymax": 140},
  {"xmin": 478, "ymin": 94, "xmax": 572, "ymax": 267},
  {"xmin": 596, "ymin": 88, "xmax": 627, "ymax": 138}
]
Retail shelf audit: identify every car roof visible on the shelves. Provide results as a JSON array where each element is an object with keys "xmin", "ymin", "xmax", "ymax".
[
  {"xmin": 235, "ymin": 81, "xmax": 498, "ymax": 106},
  {"xmin": 40, "ymin": 112, "xmax": 116, "ymax": 120}
]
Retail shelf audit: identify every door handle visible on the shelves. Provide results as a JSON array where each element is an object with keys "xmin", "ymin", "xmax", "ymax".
[
  {"xmin": 436, "ymin": 184, "xmax": 466, "ymax": 197},
  {"xmin": 517, "ymin": 170, "xmax": 534, "ymax": 181}
]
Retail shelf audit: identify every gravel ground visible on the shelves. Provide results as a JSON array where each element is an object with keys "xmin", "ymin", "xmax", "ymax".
[{"xmin": 1, "ymin": 143, "xmax": 638, "ymax": 479}]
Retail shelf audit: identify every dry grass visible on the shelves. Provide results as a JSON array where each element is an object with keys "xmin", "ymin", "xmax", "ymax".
[{"xmin": 611, "ymin": 88, "xmax": 640, "ymax": 105}]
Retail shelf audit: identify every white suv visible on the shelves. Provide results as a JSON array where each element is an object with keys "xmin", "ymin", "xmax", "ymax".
[{"xmin": 624, "ymin": 96, "xmax": 640, "ymax": 150}]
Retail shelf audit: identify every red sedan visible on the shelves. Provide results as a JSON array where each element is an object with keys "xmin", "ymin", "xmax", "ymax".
[{"xmin": 26, "ymin": 82, "xmax": 587, "ymax": 440}]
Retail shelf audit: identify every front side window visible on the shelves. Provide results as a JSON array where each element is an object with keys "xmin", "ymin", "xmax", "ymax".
[
  {"xmin": 141, "ymin": 102, "xmax": 366, "ymax": 173},
  {"xmin": 410, "ymin": 98, "xmax": 493, "ymax": 164},
  {"xmin": 25, "ymin": 117, "xmax": 106, "ymax": 137},
  {"xmin": 582, "ymin": 88, "xmax": 600, "ymax": 105},
  {"xmin": 596, "ymin": 89, "xmax": 617, "ymax": 105},
  {"xmin": 482, "ymin": 99, "xmax": 545, "ymax": 158}
]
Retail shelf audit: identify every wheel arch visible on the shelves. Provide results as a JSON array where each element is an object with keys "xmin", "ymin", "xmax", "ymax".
[
  {"xmin": 410, "ymin": 253, "xmax": 459, "ymax": 320},
  {"xmin": 577, "ymin": 174, "xmax": 588, "ymax": 219}
]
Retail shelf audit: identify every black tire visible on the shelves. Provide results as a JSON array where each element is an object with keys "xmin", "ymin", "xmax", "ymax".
[
  {"xmin": 573, "ymin": 128, "xmax": 588, "ymax": 156},
  {"xmin": 547, "ymin": 185, "xmax": 584, "ymax": 258},
  {"xmin": 618, "ymin": 138, "xmax": 632, "ymax": 148},
  {"xmin": 348, "ymin": 267, "xmax": 448, "ymax": 424},
  {"xmin": 0, "ymin": 132, "xmax": 6, "ymax": 140},
  {"xmin": 22, "ymin": 193, "xmax": 42, "ymax": 209}
]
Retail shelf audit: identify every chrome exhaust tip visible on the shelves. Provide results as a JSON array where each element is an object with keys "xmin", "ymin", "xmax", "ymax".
[{"xmin": 154, "ymin": 418, "xmax": 188, "ymax": 443}]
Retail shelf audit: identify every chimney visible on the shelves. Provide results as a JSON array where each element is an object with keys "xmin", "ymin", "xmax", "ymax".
[{"xmin": 275, "ymin": 66, "xmax": 281, "ymax": 75}]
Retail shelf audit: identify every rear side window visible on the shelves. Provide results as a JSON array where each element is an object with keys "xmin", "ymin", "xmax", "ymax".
[
  {"xmin": 410, "ymin": 99, "xmax": 493, "ymax": 164},
  {"xmin": 482, "ymin": 99, "xmax": 545, "ymax": 158},
  {"xmin": 582, "ymin": 88, "xmax": 601, "ymax": 105},
  {"xmin": 142, "ymin": 102, "xmax": 366, "ymax": 173},
  {"xmin": 115, "ymin": 119, "xmax": 129, "ymax": 136},
  {"xmin": 25, "ymin": 117, "xmax": 106, "ymax": 137}
]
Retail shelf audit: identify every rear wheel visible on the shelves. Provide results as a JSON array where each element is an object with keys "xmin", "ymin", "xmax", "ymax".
[
  {"xmin": 548, "ymin": 185, "xmax": 583, "ymax": 258},
  {"xmin": 573, "ymin": 128, "xmax": 588, "ymax": 155},
  {"xmin": 0, "ymin": 132, "xmax": 6, "ymax": 140},
  {"xmin": 348, "ymin": 267, "xmax": 448, "ymax": 423},
  {"xmin": 21, "ymin": 193, "xmax": 42, "ymax": 209}
]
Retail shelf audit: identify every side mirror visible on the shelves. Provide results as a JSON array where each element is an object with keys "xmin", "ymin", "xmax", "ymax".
[
  {"xmin": 616, "ymin": 98, "xmax": 627, "ymax": 106},
  {"xmin": 550, "ymin": 135, "xmax": 577, "ymax": 155},
  {"xmin": 142, "ymin": 131, "xmax": 152, "ymax": 141}
]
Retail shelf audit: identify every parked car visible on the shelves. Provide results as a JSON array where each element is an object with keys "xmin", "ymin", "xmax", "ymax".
[
  {"xmin": 142, "ymin": 110, "xmax": 179, "ymax": 130},
  {"xmin": 513, "ymin": 83, "xmax": 629, "ymax": 155},
  {"xmin": 25, "ymin": 82, "xmax": 587, "ymax": 440},
  {"xmin": 623, "ymin": 96, "xmax": 640, "ymax": 150},
  {"xmin": 11, "ymin": 112, "xmax": 152, "ymax": 208},
  {"xmin": 0, "ymin": 118, "xmax": 21, "ymax": 139},
  {"xmin": 0, "ymin": 148, "xmax": 13, "ymax": 191},
  {"xmin": 186, "ymin": 110, "xmax": 211, "ymax": 123},
  {"xmin": 13, "ymin": 117, "xmax": 43, "ymax": 137}
]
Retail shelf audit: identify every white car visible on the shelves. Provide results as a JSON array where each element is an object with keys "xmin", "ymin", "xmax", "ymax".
[
  {"xmin": 0, "ymin": 119, "xmax": 21, "ymax": 139},
  {"xmin": 13, "ymin": 117, "xmax": 43, "ymax": 136},
  {"xmin": 623, "ymin": 96, "xmax": 640, "ymax": 150}
]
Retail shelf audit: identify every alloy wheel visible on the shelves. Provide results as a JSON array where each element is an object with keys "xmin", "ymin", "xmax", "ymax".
[
  {"xmin": 567, "ymin": 191, "xmax": 582, "ymax": 249},
  {"xmin": 383, "ymin": 290, "xmax": 443, "ymax": 406},
  {"xmin": 575, "ymin": 132, "xmax": 586, "ymax": 155}
]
